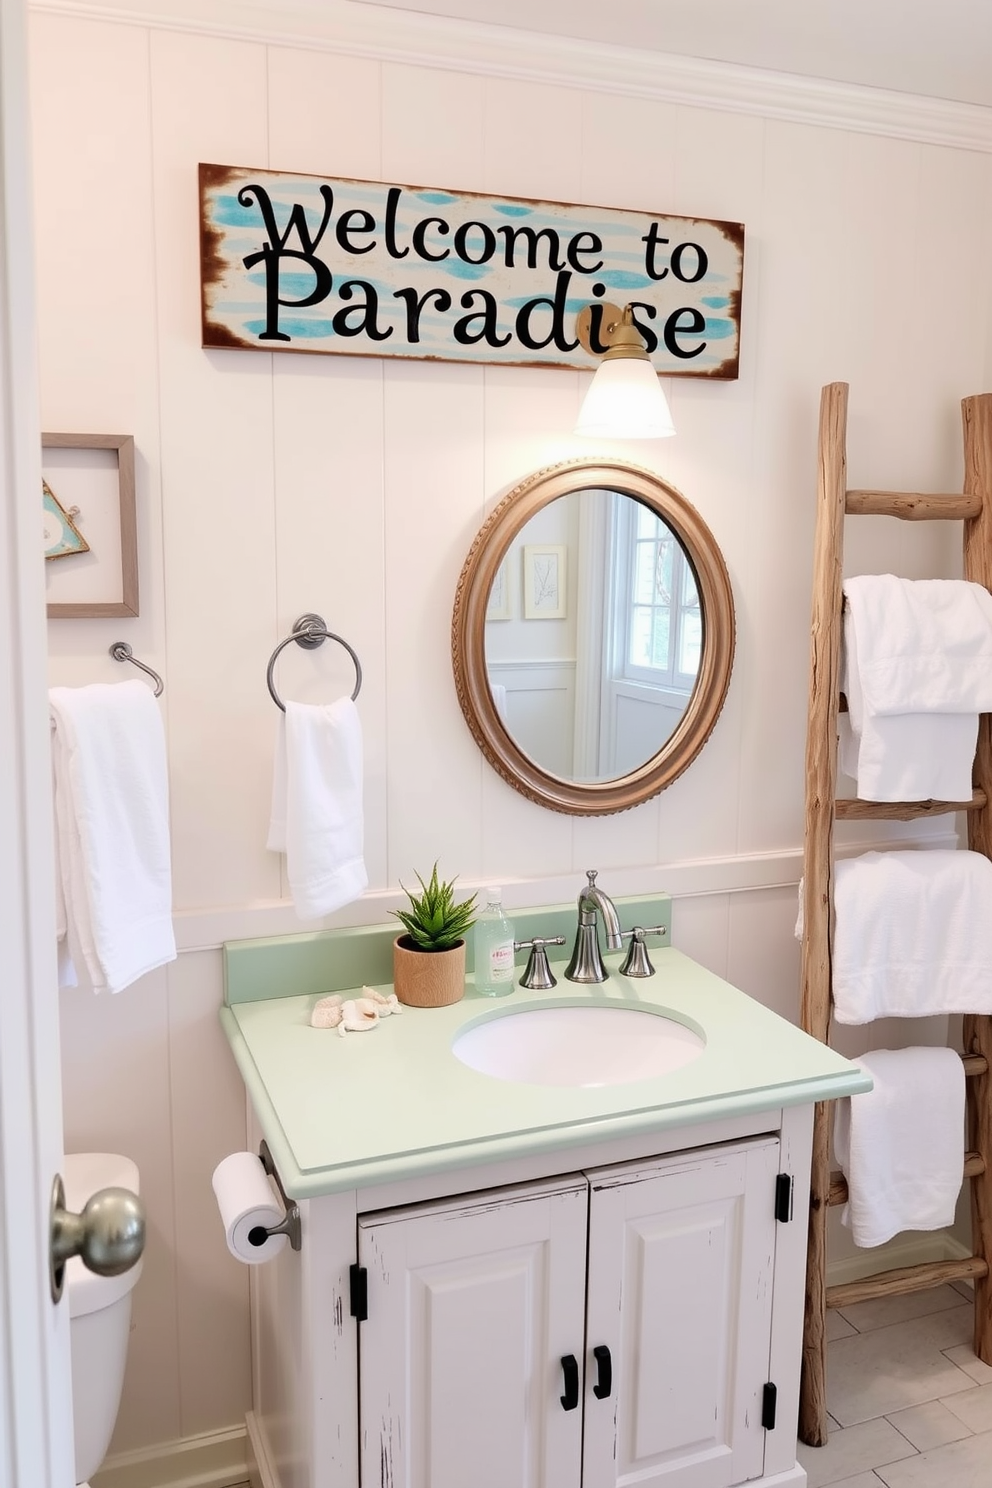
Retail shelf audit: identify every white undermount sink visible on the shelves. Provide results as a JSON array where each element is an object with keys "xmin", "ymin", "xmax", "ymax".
[{"xmin": 452, "ymin": 1004, "xmax": 706, "ymax": 1088}]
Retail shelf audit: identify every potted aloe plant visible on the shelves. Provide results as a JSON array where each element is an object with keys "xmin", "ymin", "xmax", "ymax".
[{"xmin": 392, "ymin": 864, "xmax": 477, "ymax": 1007}]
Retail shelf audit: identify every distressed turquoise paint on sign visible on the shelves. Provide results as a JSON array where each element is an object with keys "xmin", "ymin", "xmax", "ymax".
[{"xmin": 199, "ymin": 163, "xmax": 744, "ymax": 377}]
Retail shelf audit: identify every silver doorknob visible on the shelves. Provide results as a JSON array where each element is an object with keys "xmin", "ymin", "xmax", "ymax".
[{"xmin": 50, "ymin": 1173, "xmax": 146, "ymax": 1303}]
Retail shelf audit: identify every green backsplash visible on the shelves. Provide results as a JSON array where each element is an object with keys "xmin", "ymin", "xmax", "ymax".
[{"xmin": 224, "ymin": 893, "xmax": 672, "ymax": 1004}]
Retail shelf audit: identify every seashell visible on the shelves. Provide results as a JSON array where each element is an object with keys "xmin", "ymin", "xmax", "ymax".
[
  {"xmin": 363, "ymin": 985, "xmax": 402, "ymax": 1016},
  {"xmin": 310, "ymin": 994, "xmax": 343, "ymax": 1029},
  {"xmin": 338, "ymin": 997, "xmax": 381, "ymax": 1037}
]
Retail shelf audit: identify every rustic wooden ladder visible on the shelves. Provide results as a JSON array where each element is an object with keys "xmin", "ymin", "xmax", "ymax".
[{"xmin": 798, "ymin": 381, "xmax": 992, "ymax": 1446}]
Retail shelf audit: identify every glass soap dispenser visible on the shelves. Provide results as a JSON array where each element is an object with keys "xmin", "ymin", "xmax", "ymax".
[{"xmin": 474, "ymin": 887, "xmax": 516, "ymax": 997}]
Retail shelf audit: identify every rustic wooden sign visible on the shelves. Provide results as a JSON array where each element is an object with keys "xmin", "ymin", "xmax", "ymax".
[{"xmin": 199, "ymin": 163, "xmax": 744, "ymax": 378}]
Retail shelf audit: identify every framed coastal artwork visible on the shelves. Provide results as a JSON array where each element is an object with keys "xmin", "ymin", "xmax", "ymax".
[{"xmin": 43, "ymin": 433, "xmax": 138, "ymax": 619}]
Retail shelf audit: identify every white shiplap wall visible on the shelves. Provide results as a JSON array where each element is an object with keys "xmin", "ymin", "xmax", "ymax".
[{"xmin": 29, "ymin": 3, "xmax": 992, "ymax": 1462}]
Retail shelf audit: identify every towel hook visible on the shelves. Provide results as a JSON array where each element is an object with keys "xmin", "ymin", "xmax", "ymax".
[
  {"xmin": 266, "ymin": 613, "xmax": 362, "ymax": 713},
  {"xmin": 109, "ymin": 642, "xmax": 164, "ymax": 697}
]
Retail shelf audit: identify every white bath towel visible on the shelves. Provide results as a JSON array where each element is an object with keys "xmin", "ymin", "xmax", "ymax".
[
  {"xmin": 267, "ymin": 698, "xmax": 368, "ymax": 920},
  {"xmin": 841, "ymin": 576, "xmax": 992, "ymax": 801},
  {"xmin": 50, "ymin": 681, "xmax": 176, "ymax": 994},
  {"xmin": 832, "ymin": 850, "xmax": 992, "ymax": 1023},
  {"xmin": 833, "ymin": 1047, "xmax": 964, "ymax": 1248}
]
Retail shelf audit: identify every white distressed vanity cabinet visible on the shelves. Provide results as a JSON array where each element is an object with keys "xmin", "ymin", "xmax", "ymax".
[
  {"xmin": 221, "ymin": 905, "xmax": 869, "ymax": 1488},
  {"xmin": 358, "ymin": 1139, "xmax": 780, "ymax": 1488}
]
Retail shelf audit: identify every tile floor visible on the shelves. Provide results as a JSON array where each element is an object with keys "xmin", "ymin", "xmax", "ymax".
[{"xmin": 797, "ymin": 1281, "xmax": 992, "ymax": 1486}]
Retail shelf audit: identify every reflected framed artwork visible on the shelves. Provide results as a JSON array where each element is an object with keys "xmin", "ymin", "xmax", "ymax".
[
  {"xmin": 43, "ymin": 433, "xmax": 138, "ymax": 619},
  {"xmin": 523, "ymin": 544, "xmax": 566, "ymax": 620},
  {"xmin": 486, "ymin": 557, "xmax": 511, "ymax": 621}
]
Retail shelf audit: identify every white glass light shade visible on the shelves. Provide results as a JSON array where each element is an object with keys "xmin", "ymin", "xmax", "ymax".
[{"xmin": 575, "ymin": 356, "xmax": 675, "ymax": 440}]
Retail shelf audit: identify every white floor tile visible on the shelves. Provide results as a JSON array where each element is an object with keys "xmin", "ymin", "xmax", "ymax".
[
  {"xmin": 885, "ymin": 1400, "xmax": 973, "ymax": 1451},
  {"xmin": 876, "ymin": 1429, "xmax": 992, "ymax": 1486},
  {"xmin": 828, "ymin": 1476, "xmax": 890, "ymax": 1488},
  {"xmin": 828, "ymin": 1310, "xmax": 860, "ymax": 1341},
  {"xmin": 797, "ymin": 1418, "xmax": 918, "ymax": 1487},
  {"xmin": 940, "ymin": 1382, "xmax": 992, "ymax": 1434},
  {"xmin": 836, "ymin": 1286, "xmax": 970, "ymax": 1335},
  {"xmin": 827, "ymin": 1306, "xmax": 975, "ymax": 1426},
  {"xmin": 942, "ymin": 1344, "xmax": 992, "ymax": 1386}
]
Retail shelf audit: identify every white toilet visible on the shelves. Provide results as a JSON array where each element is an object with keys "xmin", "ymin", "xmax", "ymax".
[{"xmin": 64, "ymin": 1153, "xmax": 144, "ymax": 1488}]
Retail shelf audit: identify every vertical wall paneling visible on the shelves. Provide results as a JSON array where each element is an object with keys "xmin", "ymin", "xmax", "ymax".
[
  {"xmin": 32, "ymin": 13, "xmax": 167, "ymax": 689},
  {"xmin": 269, "ymin": 355, "xmax": 389, "ymax": 890},
  {"xmin": 380, "ymin": 62, "xmax": 488, "ymax": 882},
  {"xmin": 726, "ymin": 884, "xmax": 803, "ymax": 1025},
  {"xmin": 267, "ymin": 46, "xmax": 390, "ymax": 892},
  {"xmin": 166, "ymin": 950, "xmax": 252, "ymax": 1439},
  {"xmin": 266, "ymin": 45, "xmax": 382, "ymax": 180},
  {"xmin": 380, "ymin": 60, "xmax": 484, "ymax": 188},
  {"xmin": 481, "ymin": 74, "xmax": 584, "ymax": 204},
  {"xmin": 745, "ymin": 121, "xmax": 860, "ymax": 854},
  {"xmin": 149, "ymin": 28, "xmax": 277, "ymax": 910},
  {"xmin": 474, "ymin": 64, "xmax": 591, "ymax": 878},
  {"xmin": 381, "ymin": 356, "xmax": 487, "ymax": 880}
]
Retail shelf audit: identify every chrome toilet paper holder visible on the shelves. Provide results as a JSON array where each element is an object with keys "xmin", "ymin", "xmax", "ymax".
[{"xmin": 250, "ymin": 1140, "xmax": 302, "ymax": 1253}]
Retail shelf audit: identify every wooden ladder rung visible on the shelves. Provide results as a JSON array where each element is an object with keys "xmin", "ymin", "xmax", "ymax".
[
  {"xmin": 827, "ymin": 1256, "xmax": 988, "ymax": 1311},
  {"xmin": 846, "ymin": 489, "xmax": 983, "ymax": 520},
  {"xmin": 835, "ymin": 791, "xmax": 987, "ymax": 821},
  {"xmin": 829, "ymin": 1151, "xmax": 985, "ymax": 1208}
]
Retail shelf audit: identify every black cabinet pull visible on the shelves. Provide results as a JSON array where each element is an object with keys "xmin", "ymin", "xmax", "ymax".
[
  {"xmin": 560, "ymin": 1354, "xmax": 579, "ymax": 1411},
  {"xmin": 592, "ymin": 1344, "xmax": 613, "ymax": 1399}
]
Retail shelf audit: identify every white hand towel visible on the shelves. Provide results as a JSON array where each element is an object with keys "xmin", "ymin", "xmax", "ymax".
[
  {"xmin": 267, "ymin": 698, "xmax": 368, "ymax": 920},
  {"xmin": 841, "ymin": 576, "xmax": 992, "ymax": 801},
  {"xmin": 832, "ymin": 849, "xmax": 992, "ymax": 1023},
  {"xmin": 833, "ymin": 1047, "xmax": 964, "ymax": 1247},
  {"xmin": 50, "ymin": 681, "xmax": 176, "ymax": 994}
]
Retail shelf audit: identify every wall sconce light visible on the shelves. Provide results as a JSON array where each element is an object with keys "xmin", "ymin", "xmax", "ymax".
[{"xmin": 574, "ymin": 302, "xmax": 675, "ymax": 440}]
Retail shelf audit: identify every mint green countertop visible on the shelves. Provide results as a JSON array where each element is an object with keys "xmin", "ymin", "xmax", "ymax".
[{"xmin": 221, "ymin": 930, "xmax": 869, "ymax": 1198}]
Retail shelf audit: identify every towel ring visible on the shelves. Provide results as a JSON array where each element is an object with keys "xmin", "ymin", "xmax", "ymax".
[
  {"xmin": 266, "ymin": 613, "xmax": 363, "ymax": 713},
  {"xmin": 109, "ymin": 642, "xmax": 164, "ymax": 696}
]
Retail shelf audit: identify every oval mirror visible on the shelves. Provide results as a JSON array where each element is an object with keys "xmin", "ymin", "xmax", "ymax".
[{"xmin": 452, "ymin": 459, "xmax": 735, "ymax": 815}]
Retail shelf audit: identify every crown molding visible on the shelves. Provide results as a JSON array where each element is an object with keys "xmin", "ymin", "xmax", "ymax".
[{"xmin": 30, "ymin": 0, "xmax": 992, "ymax": 154}]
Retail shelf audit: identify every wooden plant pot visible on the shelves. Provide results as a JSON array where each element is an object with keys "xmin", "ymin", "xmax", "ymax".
[{"xmin": 392, "ymin": 935, "xmax": 466, "ymax": 1008}]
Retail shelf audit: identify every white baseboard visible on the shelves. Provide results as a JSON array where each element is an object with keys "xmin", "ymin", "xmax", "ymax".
[
  {"xmin": 755, "ymin": 1469, "xmax": 807, "ymax": 1488},
  {"xmin": 91, "ymin": 1426, "xmax": 248, "ymax": 1488},
  {"xmin": 244, "ymin": 1411, "xmax": 277, "ymax": 1488},
  {"xmin": 826, "ymin": 1231, "xmax": 972, "ymax": 1290}
]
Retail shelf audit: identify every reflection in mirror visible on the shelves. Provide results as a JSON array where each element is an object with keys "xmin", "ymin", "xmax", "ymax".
[
  {"xmin": 484, "ymin": 490, "xmax": 701, "ymax": 782},
  {"xmin": 453, "ymin": 460, "xmax": 735, "ymax": 816}
]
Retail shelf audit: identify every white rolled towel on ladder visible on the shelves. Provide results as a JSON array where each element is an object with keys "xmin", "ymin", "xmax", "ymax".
[
  {"xmin": 834, "ymin": 1047, "xmax": 965, "ymax": 1248},
  {"xmin": 832, "ymin": 850, "xmax": 992, "ymax": 1023}
]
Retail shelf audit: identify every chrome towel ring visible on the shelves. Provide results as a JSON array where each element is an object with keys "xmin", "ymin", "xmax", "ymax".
[{"xmin": 266, "ymin": 613, "xmax": 363, "ymax": 712}]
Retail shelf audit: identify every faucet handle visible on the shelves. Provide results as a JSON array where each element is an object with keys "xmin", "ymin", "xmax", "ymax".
[
  {"xmin": 515, "ymin": 936, "xmax": 566, "ymax": 991},
  {"xmin": 619, "ymin": 925, "xmax": 668, "ymax": 978}
]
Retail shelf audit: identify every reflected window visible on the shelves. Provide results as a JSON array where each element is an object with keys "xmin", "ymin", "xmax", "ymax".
[{"xmin": 618, "ymin": 502, "xmax": 700, "ymax": 693}]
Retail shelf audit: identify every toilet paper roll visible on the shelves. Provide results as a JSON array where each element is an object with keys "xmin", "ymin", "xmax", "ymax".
[{"xmin": 211, "ymin": 1151, "xmax": 289, "ymax": 1265}]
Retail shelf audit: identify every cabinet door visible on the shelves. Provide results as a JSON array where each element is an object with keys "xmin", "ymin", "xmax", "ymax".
[
  {"xmin": 358, "ymin": 1176, "xmax": 588, "ymax": 1488},
  {"xmin": 583, "ymin": 1137, "xmax": 780, "ymax": 1488}
]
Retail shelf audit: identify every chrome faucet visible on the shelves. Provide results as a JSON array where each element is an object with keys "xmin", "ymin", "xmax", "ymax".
[{"xmin": 564, "ymin": 870, "xmax": 623, "ymax": 983}]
